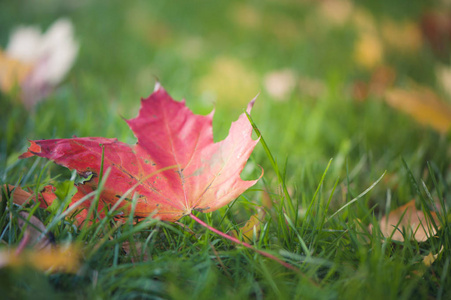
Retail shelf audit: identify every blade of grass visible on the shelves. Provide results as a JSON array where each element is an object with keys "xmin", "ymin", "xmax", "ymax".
[
  {"xmin": 325, "ymin": 171, "xmax": 385, "ymax": 224},
  {"xmin": 245, "ymin": 110, "xmax": 296, "ymax": 220},
  {"xmin": 301, "ymin": 159, "xmax": 333, "ymax": 234}
]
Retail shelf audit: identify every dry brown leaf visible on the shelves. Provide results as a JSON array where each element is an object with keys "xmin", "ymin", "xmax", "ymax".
[
  {"xmin": 384, "ymin": 87, "xmax": 451, "ymax": 133},
  {"xmin": 17, "ymin": 211, "xmax": 52, "ymax": 251},
  {"xmin": 0, "ymin": 185, "xmax": 33, "ymax": 206},
  {"xmin": 372, "ymin": 200, "xmax": 440, "ymax": 242}
]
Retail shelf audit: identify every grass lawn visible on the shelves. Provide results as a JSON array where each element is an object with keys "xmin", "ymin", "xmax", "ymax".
[{"xmin": 0, "ymin": 0, "xmax": 450, "ymax": 299}]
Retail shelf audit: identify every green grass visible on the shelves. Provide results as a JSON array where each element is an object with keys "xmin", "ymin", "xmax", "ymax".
[{"xmin": 1, "ymin": 0, "xmax": 450, "ymax": 299}]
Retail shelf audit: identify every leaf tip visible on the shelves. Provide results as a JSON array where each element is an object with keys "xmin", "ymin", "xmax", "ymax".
[
  {"xmin": 246, "ymin": 94, "xmax": 259, "ymax": 114},
  {"xmin": 18, "ymin": 140, "xmax": 41, "ymax": 159},
  {"xmin": 154, "ymin": 81, "xmax": 161, "ymax": 92}
]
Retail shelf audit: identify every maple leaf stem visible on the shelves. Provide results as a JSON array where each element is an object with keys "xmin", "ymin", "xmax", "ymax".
[{"xmin": 189, "ymin": 213, "xmax": 300, "ymax": 273}]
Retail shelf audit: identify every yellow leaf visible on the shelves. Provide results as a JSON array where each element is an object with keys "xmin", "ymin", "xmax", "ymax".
[
  {"xmin": 385, "ymin": 87, "xmax": 451, "ymax": 133},
  {"xmin": 231, "ymin": 210, "xmax": 265, "ymax": 243},
  {"xmin": 0, "ymin": 50, "xmax": 33, "ymax": 92},
  {"xmin": 354, "ymin": 33, "xmax": 384, "ymax": 69},
  {"xmin": 423, "ymin": 252, "xmax": 437, "ymax": 267},
  {"xmin": 423, "ymin": 246, "xmax": 443, "ymax": 267},
  {"xmin": 0, "ymin": 245, "xmax": 81, "ymax": 273}
]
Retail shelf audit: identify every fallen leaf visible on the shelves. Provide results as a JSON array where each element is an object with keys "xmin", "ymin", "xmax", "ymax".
[
  {"xmin": 20, "ymin": 86, "xmax": 261, "ymax": 222},
  {"xmin": 264, "ymin": 69, "xmax": 296, "ymax": 101},
  {"xmin": 384, "ymin": 86, "xmax": 451, "ymax": 133},
  {"xmin": 231, "ymin": 208, "xmax": 265, "ymax": 242},
  {"xmin": 39, "ymin": 184, "xmax": 109, "ymax": 226},
  {"xmin": 17, "ymin": 88, "xmax": 299, "ymax": 272},
  {"xmin": 1, "ymin": 18, "xmax": 78, "ymax": 108},
  {"xmin": 423, "ymin": 246, "xmax": 443, "ymax": 267},
  {"xmin": 354, "ymin": 32, "xmax": 384, "ymax": 69},
  {"xmin": 0, "ymin": 49, "xmax": 33, "ymax": 93},
  {"xmin": 1, "ymin": 185, "xmax": 33, "ymax": 206},
  {"xmin": 370, "ymin": 200, "xmax": 440, "ymax": 242},
  {"xmin": 17, "ymin": 211, "xmax": 52, "ymax": 251},
  {"xmin": 0, "ymin": 245, "xmax": 81, "ymax": 273}
]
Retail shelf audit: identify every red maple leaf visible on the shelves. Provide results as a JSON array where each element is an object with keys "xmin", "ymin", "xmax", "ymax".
[
  {"xmin": 19, "ymin": 86, "xmax": 303, "ymax": 272},
  {"xmin": 20, "ymin": 86, "xmax": 261, "ymax": 222}
]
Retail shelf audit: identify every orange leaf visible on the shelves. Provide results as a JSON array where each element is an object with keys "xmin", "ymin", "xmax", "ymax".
[
  {"xmin": 384, "ymin": 87, "xmax": 451, "ymax": 133},
  {"xmin": 0, "ymin": 184, "xmax": 46, "ymax": 207},
  {"xmin": 371, "ymin": 200, "xmax": 440, "ymax": 242}
]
